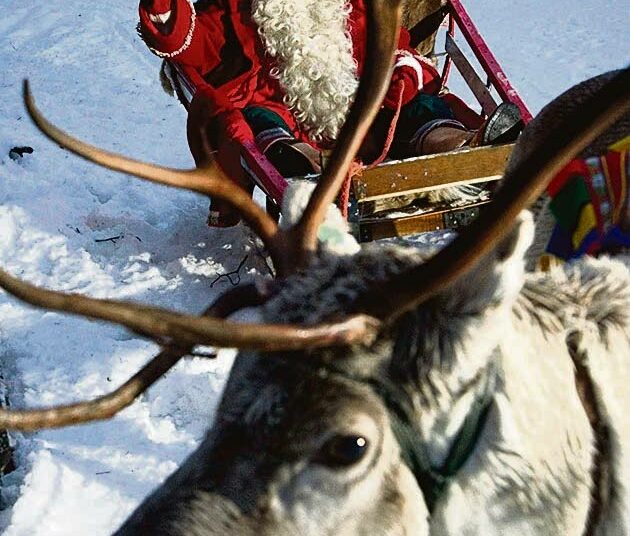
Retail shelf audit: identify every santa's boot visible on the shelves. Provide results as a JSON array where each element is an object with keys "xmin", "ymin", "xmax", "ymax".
[
  {"xmin": 256, "ymin": 127, "xmax": 321, "ymax": 177},
  {"xmin": 470, "ymin": 102, "xmax": 524, "ymax": 147},
  {"xmin": 413, "ymin": 102, "xmax": 524, "ymax": 156}
]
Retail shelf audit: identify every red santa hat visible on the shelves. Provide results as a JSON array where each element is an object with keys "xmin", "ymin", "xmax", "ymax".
[{"xmin": 138, "ymin": 0, "xmax": 196, "ymax": 58}]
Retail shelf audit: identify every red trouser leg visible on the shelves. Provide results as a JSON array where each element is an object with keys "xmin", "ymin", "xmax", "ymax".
[{"xmin": 187, "ymin": 102, "xmax": 255, "ymax": 227}]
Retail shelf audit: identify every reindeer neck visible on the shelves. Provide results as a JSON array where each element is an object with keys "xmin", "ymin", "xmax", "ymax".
[{"xmin": 367, "ymin": 350, "xmax": 499, "ymax": 513}]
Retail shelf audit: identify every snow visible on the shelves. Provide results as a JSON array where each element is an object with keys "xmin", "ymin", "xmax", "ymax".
[{"xmin": 0, "ymin": 0, "xmax": 628, "ymax": 533}]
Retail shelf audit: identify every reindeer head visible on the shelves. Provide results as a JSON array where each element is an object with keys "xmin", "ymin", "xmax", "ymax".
[
  {"xmin": 0, "ymin": 1, "xmax": 628, "ymax": 534},
  {"xmin": 116, "ymin": 322, "xmax": 431, "ymax": 535}
]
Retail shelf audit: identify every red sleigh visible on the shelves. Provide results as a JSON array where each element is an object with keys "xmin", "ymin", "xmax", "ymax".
[{"xmin": 169, "ymin": 0, "xmax": 532, "ymax": 241}]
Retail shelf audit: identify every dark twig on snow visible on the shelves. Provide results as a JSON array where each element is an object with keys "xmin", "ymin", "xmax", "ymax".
[
  {"xmin": 95, "ymin": 235, "xmax": 123, "ymax": 244},
  {"xmin": 210, "ymin": 255, "xmax": 249, "ymax": 288},
  {"xmin": 187, "ymin": 349, "xmax": 219, "ymax": 359}
]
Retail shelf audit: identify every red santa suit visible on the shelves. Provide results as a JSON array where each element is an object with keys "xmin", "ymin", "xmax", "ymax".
[
  {"xmin": 138, "ymin": 0, "xmax": 440, "ymax": 145},
  {"xmin": 138, "ymin": 0, "xmax": 441, "ymax": 222}
]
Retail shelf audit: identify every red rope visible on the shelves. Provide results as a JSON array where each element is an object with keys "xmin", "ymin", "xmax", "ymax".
[
  {"xmin": 367, "ymin": 80, "xmax": 405, "ymax": 169},
  {"xmin": 339, "ymin": 160, "xmax": 364, "ymax": 219},
  {"xmin": 338, "ymin": 81, "xmax": 406, "ymax": 219}
]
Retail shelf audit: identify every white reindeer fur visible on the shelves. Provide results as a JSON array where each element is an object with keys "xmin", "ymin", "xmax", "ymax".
[
  {"xmin": 280, "ymin": 182, "xmax": 361, "ymax": 255},
  {"xmin": 114, "ymin": 195, "xmax": 628, "ymax": 535},
  {"xmin": 262, "ymin": 207, "xmax": 629, "ymax": 535}
]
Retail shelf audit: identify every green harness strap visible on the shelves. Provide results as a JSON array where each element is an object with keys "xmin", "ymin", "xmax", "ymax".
[{"xmin": 369, "ymin": 361, "xmax": 497, "ymax": 513}]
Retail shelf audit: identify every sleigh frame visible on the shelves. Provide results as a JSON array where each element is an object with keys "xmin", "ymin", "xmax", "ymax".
[
  {"xmin": 242, "ymin": 0, "xmax": 531, "ymax": 241},
  {"xmin": 172, "ymin": 0, "xmax": 532, "ymax": 241}
]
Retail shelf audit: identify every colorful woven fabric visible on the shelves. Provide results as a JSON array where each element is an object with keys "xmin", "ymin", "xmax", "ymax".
[{"xmin": 545, "ymin": 141, "xmax": 629, "ymax": 260}]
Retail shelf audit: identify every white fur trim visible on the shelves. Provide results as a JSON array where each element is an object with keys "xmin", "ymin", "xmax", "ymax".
[
  {"xmin": 146, "ymin": 0, "xmax": 196, "ymax": 59},
  {"xmin": 149, "ymin": 10, "xmax": 172, "ymax": 24},
  {"xmin": 394, "ymin": 51, "xmax": 424, "ymax": 91},
  {"xmin": 280, "ymin": 182, "xmax": 360, "ymax": 255}
]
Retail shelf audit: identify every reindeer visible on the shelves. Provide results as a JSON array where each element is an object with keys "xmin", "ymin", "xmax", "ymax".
[{"xmin": 0, "ymin": 1, "xmax": 628, "ymax": 534}]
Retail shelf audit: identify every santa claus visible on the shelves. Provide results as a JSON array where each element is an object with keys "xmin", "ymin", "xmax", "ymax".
[{"xmin": 138, "ymin": 0, "xmax": 520, "ymax": 225}]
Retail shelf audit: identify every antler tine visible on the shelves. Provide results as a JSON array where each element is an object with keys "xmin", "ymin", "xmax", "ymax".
[
  {"xmin": 357, "ymin": 67, "xmax": 630, "ymax": 321},
  {"xmin": 22, "ymin": 80, "xmax": 288, "ymax": 272},
  {"xmin": 0, "ymin": 344, "xmax": 185, "ymax": 432},
  {"xmin": 0, "ymin": 268, "xmax": 380, "ymax": 353},
  {"xmin": 0, "ymin": 284, "xmax": 272, "ymax": 431},
  {"xmin": 290, "ymin": 0, "xmax": 404, "ymax": 266}
]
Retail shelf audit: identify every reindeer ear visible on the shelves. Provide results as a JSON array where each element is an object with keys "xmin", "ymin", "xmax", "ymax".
[{"xmin": 438, "ymin": 210, "xmax": 535, "ymax": 313}]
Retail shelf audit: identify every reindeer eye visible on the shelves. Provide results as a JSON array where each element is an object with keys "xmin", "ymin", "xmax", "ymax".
[{"xmin": 314, "ymin": 435, "xmax": 370, "ymax": 468}]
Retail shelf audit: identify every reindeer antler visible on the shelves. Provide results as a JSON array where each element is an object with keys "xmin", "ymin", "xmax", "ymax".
[
  {"xmin": 0, "ymin": 284, "xmax": 266, "ymax": 431},
  {"xmin": 0, "ymin": 281, "xmax": 383, "ymax": 432},
  {"xmin": 0, "ymin": 268, "xmax": 379, "ymax": 351},
  {"xmin": 23, "ymin": 81, "xmax": 288, "ymax": 273},
  {"xmin": 0, "ymin": 0, "xmax": 402, "ymax": 430},
  {"xmin": 357, "ymin": 67, "xmax": 630, "ymax": 320},
  {"xmin": 289, "ymin": 0, "xmax": 404, "ymax": 267}
]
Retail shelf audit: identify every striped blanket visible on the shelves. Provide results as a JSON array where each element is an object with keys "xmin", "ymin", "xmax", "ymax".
[{"xmin": 545, "ymin": 137, "xmax": 630, "ymax": 260}]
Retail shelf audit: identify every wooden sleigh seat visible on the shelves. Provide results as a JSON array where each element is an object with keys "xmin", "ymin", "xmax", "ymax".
[{"xmin": 350, "ymin": 143, "xmax": 513, "ymax": 240}]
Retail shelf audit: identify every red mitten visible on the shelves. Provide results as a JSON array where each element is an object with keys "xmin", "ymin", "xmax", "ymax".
[{"xmin": 383, "ymin": 66, "xmax": 420, "ymax": 109}]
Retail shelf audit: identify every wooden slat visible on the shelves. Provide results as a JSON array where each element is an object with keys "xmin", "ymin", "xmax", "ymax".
[
  {"xmin": 359, "ymin": 212, "xmax": 445, "ymax": 241},
  {"xmin": 352, "ymin": 143, "xmax": 513, "ymax": 202},
  {"xmin": 358, "ymin": 200, "xmax": 489, "ymax": 241},
  {"xmin": 444, "ymin": 34, "xmax": 497, "ymax": 116}
]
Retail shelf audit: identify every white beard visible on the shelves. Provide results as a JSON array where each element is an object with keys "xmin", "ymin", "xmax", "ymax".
[{"xmin": 252, "ymin": 0, "xmax": 359, "ymax": 143}]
